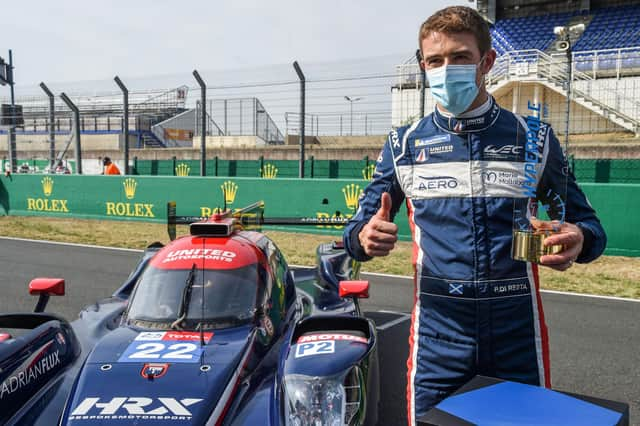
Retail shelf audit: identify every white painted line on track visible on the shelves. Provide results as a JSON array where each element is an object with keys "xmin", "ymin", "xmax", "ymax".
[
  {"xmin": 3, "ymin": 237, "xmax": 639, "ymax": 303},
  {"xmin": 541, "ymin": 289, "xmax": 640, "ymax": 303},
  {"xmin": 0, "ymin": 236, "xmax": 143, "ymax": 253},
  {"xmin": 376, "ymin": 312, "xmax": 411, "ymax": 331}
]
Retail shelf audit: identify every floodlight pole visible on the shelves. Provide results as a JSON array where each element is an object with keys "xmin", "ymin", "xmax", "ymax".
[
  {"xmin": 193, "ymin": 70, "xmax": 206, "ymax": 176},
  {"xmin": 7, "ymin": 50, "xmax": 16, "ymax": 173},
  {"xmin": 39, "ymin": 82, "xmax": 55, "ymax": 168},
  {"xmin": 60, "ymin": 93, "xmax": 82, "ymax": 174},
  {"xmin": 293, "ymin": 61, "xmax": 306, "ymax": 178},
  {"xmin": 416, "ymin": 49, "xmax": 426, "ymax": 118},
  {"xmin": 114, "ymin": 76, "xmax": 129, "ymax": 174},
  {"xmin": 564, "ymin": 33, "xmax": 572, "ymax": 153}
]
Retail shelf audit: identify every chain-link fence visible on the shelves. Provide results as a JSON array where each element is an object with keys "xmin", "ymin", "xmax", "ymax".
[{"xmin": 1, "ymin": 50, "xmax": 639, "ymax": 174}]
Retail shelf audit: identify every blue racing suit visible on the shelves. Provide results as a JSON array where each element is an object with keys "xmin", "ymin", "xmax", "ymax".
[{"xmin": 343, "ymin": 97, "xmax": 606, "ymax": 424}]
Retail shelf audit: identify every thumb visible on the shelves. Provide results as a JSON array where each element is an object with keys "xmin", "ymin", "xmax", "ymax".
[{"xmin": 375, "ymin": 192, "xmax": 392, "ymax": 221}]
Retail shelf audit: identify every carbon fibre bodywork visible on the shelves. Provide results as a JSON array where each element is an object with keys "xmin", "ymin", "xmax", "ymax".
[{"xmin": 0, "ymin": 237, "xmax": 379, "ymax": 426}]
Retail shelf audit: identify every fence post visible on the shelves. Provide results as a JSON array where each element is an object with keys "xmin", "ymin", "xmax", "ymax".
[
  {"xmin": 310, "ymin": 155, "xmax": 314, "ymax": 178},
  {"xmin": 193, "ymin": 70, "xmax": 207, "ymax": 176},
  {"xmin": 293, "ymin": 61, "xmax": 306, "ymax": 178},
  {"xmin": 172, "ymin": 156, "xmax": 177, "ymax": 176},
  {"xmin": 39, "ymin": 82, "xmax": 55, "ymax": 168},
  {"xmin": 259, "ymin": 155, "xmax": 264, "ymax": 177},
  {"xmin": 214, "ymin": 156, "xmax": 219, "ymax": 177},
  {"xmin": 417, "ymin": 49, "xmax": 426, "ymax": 118},
  {"xmin": 114, "ymin": 76, "xmax": 129, "ymax": 175},
  {"xmin": 59, "ymin": 93, "xmax": 82, "ymax": 174}
]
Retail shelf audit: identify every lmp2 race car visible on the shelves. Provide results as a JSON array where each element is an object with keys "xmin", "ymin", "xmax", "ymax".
[{"xmin": 0, "ymin": 202, "xmax": 379, "ymax": 425}]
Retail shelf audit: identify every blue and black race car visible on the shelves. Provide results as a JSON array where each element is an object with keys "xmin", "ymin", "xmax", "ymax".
[{"xmin": 0, "ymin": 202, "xmax": 379, "ymax": 425}]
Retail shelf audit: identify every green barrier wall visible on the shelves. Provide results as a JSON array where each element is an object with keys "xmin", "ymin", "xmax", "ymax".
[
  {"xmin": 0, "ymin": 174, "xmax": 409, "ymax": 240},
  {"xmin": 132, "ymin": 158, "xmax": 376, "ymax": 180},
  {"xmin": 0, "ymin": 176, "xmax": 637, "ymax": 257}
]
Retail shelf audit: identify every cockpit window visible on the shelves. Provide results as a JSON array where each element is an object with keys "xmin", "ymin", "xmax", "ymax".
[{"xmin": 127, "ymin": 263, "xmax": 259, "ymax": 328}]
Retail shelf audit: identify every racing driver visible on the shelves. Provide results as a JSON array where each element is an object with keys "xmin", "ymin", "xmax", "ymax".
[{"xmin": 343, "ymin": 5, "xmax": 606, "ymax": 424}]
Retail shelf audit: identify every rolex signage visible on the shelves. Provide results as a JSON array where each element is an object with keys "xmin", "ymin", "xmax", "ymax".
[
  {"xmin": 26, "ymin": 176, "xmax": 70, "ymax": 213},
  {"xmin": 105, "ymin": 178, "xmax": 155, "ymax": 218},
  {"xmin": 315, "ymin": 183, "xmax": 362, "ymax": 229}
]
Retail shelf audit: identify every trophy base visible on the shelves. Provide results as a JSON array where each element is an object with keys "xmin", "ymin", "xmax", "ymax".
[{"xmin": 511, "ymin": 230, "xmax": 564, "ymax": 263}]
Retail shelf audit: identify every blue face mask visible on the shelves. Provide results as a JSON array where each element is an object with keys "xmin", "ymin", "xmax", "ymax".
[{"xmin": 426, "ymin": 59, "xmax": 483, "ymax": 116}]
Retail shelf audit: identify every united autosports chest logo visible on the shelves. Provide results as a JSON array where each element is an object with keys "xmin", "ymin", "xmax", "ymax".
[{"xmin": 68, "ymin": 397, "xmax": 203, "ymax": 420}]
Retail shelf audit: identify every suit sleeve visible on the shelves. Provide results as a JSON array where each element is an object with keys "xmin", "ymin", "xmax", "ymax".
[
  {"xmin": 539, "ymin": 127, "xmax": 607, "ymax": 263},
  {"xmin": 342, "ymin": 129, "xmax": 406, "ymax": 261}
]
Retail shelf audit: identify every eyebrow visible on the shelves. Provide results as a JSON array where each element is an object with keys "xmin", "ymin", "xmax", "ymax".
[{"xmin": 423, "ymin": 49, "xmax": 474, "ymax": 61}]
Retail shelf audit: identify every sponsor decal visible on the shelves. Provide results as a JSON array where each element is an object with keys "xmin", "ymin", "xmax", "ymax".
[
  {"xmin": 69, "ymin": 397, "xmax": 203, "ymax": 420},
  {"xmin": 417, "ymin": 175, "xmax": 458, "ymax": 191},
  {"xmin": 162, "ymin": 249, "xmax": 236, "ymax": 264},
  {"xmin": 390, "ymin": 130, "xmax": 400, "ymax": 148},
  {"xmin": 315, "ymin": 184, "xmax": 362, "ymax": 229},
  {"xmin": 481, "ymin": 170, "xmax": 523, "ymax": 186},
  {"xmin": 106, "ymin": 178, "xmax": 155, "ymax": 218},
  {"xmin": 136, "ymin": 332, "xmax": 167, "ymax": 341},
  {"xmin": 120, "ymin": 332, "xmax": 213, "ymax": 363},
  {"xmin": 428, "ymin": 144, "xmax": 453, "ymax": 155},
  {"xmin": 261, "ymin": 163, "xmax": 278, "ymax": 179},
  {"xmin": 134, "ymin": 331, "xmax": 213, "ymax": 343},
  {"xmin": 201, "ymin": 181, "xmax": 238, "ymax": 216},
  {"xmin": 361, "ymin": 163, "xmax": 375, "ymax": 180},
  {"xmin": 484, "ymin": 144, "xmax": 523, "ymax": 158},
  {"xmin": 522, "ymin": 101, "xmax": 547, "ymax": 198},
  {"xmin": 297, "ymin": 333, "xmax": 368, "ymax": 344},
  {"xmin": 221, "ymin": 181, "xmax": 238, "ymax": 204},
  {"xmin": 26, "ymin": 176, "xmax": 70, "ymax": 213},
  {"xmin": 0, "ymin": 345, "xmax": 61, "ymax": 400},
  {"xmin": 295, "ymin": 341, "xmax": 335, "ymax": 358},
  {"xmin": 415, "ymin": 134, "xmax": 450, "ymax": 147},
  {"xmin": 462, "ymin": 116, "xmax": 485, "ymax": 126},
  {"xmin": 175, "ymin": 163, "xmax": 190, "ymax": 177},
  {"xmin": 416, "ymin": 149, "xmax": 428, "ymax": 163},
  {"xmin": 140, "ymin": 363, "xmax": 169, "ymax": 379}
]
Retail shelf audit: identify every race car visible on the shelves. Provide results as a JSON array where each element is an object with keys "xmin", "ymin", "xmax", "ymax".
[{"xmin": 0, "ymin": 202, "xmax": 379, "ymax": 425}]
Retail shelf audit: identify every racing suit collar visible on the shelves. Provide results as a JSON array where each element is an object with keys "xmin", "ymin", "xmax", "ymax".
[{"xmin": 433, "ymin": 95, "xmax": 500, "ymax": 134}]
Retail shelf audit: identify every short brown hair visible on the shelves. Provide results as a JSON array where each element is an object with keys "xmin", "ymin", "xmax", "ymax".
[{"xmin": 419, "ymin": 6, "xmax": 491, "ymax": 56}]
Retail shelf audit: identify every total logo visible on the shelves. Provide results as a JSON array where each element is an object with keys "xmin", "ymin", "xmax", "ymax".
[
  {"xmin": 69, "ymin": 397, "xmax": 203, "ymax": 419},
  {"xmin": 417, "ymin": 176, "xmax": 458, "ymax": 191}
]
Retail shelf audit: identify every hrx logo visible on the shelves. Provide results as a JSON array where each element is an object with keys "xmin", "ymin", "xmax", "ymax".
[{"xmin": 69, "ymin": 397, "xmax": 203, "ymax": 418}]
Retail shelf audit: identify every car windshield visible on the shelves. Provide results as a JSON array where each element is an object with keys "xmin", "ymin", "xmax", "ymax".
[{"xmin": 127, "ymin": 263, "xmax": 259, "ymax": 327}]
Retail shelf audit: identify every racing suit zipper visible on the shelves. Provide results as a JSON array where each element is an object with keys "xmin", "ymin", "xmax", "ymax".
[{"xmin": 467, "ymin": 133, "xmax": 481, "ymax": 371}]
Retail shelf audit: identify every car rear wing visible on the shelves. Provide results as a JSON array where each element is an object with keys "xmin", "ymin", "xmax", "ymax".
[{"xmin": 167, "ymin": 201, "xmax": 351, "ymax": 240}]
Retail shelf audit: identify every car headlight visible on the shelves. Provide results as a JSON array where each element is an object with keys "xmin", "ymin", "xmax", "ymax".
[{"xmin": 284, "ymin": 367, "xmax": 364, "ymax": 426}]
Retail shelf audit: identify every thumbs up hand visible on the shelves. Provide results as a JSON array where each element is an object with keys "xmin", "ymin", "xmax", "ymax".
[{"xmin": 358, "ymin": 192, "xmax": 398, "ymax": 257}]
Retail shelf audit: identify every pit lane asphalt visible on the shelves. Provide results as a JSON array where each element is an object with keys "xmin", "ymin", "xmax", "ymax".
[{"xmin": 1, "ymin": 237, "xmax": 638, "ymax": 425}]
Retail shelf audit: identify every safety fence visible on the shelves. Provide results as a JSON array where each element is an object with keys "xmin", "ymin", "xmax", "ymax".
[
  {"xmin": 133, "ymin": 158, "xmax": 639, "ymax": 183},
  {"xmin": 4, "ymin": 157, "xmax": 640, "ymax": 183},
  {"xmin": 0, "ymin": 175, "xmax": 638, "ymax": 257}
]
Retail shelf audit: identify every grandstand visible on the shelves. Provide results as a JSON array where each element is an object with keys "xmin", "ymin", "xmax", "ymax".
[
  {"xmin": 0, "ymin": 85, "xmax": 284, "ymax": 154},
  {"xmin": 393, "ymin": 0, "xmax": 640, "ymax": 137}
]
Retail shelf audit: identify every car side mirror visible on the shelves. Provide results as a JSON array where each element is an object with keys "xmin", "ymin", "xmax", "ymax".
[
  {"xmin": 339, "ymin": 280, "xmax": 369, "ymax": 299},
  {"xmin": 29, "ymin": 278, "xmax": 65, "ymax": 312}
]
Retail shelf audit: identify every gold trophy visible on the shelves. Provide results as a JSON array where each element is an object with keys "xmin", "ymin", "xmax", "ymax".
[{"xmin": 512, "ymin": 225, "xmax": 565, "ymax": 263}]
